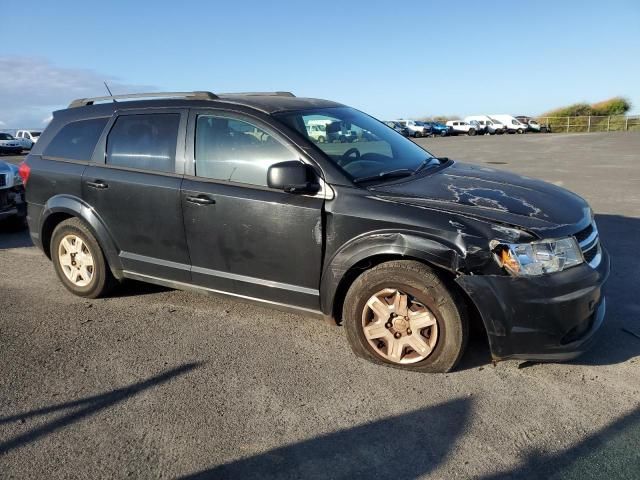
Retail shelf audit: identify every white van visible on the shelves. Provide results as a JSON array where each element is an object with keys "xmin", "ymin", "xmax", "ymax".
[
  {"xmin": 306, "ymin": 119, "xmax": 331, "ymax": 143},
  {"xmin": 488, "ymin": 115, "xmax": 528, "ymax": 134},
  {"xmin": 464, "ymin": 116, "xmax": 505, "ymax": 135}
]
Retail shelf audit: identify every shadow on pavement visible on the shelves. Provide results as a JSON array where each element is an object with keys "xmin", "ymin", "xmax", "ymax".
[
  {"xmin": 0, "ymin": 221, "xmax": 32, "ymax": 249},
  {"xmin": 481, "ymin": 407, "xmax": 640, "ymax": 480},
  {"xmin": 567, "ymin": 214, "xmax": 640, "ymax": 367},
  {"xmin": 0, "ymin": 362, "xmax": 202, "ymax": 456},
  {"xmin": 180, "ymin": 397, "xmax": 472, "ymax": 480}
]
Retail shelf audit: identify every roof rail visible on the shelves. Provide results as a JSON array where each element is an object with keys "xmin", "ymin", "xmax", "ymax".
[
  {"xmin": 68, "ymin": 91, "xmax": 219, "ymax": 108},
  {"xmin": 218, "ymin": 91, "xmax": 296, "ymax": 98}
]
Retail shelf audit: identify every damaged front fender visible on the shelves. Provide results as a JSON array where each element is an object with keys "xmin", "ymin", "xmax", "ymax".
[{"xmin": 320, "ymin": 230, "xmax": 466, "ymax": 316}]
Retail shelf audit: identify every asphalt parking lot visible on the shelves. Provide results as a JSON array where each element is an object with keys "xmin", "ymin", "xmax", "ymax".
[{"xmin": 1, "ymin": 132, "xmax": 639, "ymax": 479}]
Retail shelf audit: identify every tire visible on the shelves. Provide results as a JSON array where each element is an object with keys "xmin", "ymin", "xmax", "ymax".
[
  {"xmin": 468, "ymin": 128, "xmax": 476, "ymax": 136},
  {"xmin": 440, "ymin": 130, "xmax": 447, "ymax": 137},
  {"xmin": 51, "ymin": 217, "xmax": 116, "ymax": 298},
  {"xmin": 516, "ymin": 128, "xmax": 524, "ymax": 134},
  {"xmin": 342, "ymin": 260, "xmax": 468, "ymax": 373},
  {"xmin": 317, "ymin": 136, "xmax": 326, "ymax": 143}
]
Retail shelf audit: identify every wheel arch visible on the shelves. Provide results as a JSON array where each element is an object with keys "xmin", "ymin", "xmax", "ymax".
[
  {"xmin": 40, "ymin": 195, "xmax": 123, "ymax": 277},
  {"xmin": 320, "ymin": 231, "xmax": 468, "ymax": 323}
]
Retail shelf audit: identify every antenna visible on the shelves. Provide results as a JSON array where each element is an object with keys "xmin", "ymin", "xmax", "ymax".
[{"xmin": 103, "ymin": 81, "xmax": 116, "ymax": 102}]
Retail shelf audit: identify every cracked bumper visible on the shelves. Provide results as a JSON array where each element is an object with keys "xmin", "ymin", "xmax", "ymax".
[{"xmin": 456, "ymin": 248, "xmax": 610, "ymax": 361}]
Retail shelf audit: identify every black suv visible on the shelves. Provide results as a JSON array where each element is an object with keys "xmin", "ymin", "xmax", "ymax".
[{"xmin": 21, "ymin": 91, "xmax": 609, "ymax": 372}]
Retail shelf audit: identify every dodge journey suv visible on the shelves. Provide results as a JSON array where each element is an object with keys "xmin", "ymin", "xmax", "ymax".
[{"xmin": 21, "ymin": 91, "xmax": 609, "ymax": 372}]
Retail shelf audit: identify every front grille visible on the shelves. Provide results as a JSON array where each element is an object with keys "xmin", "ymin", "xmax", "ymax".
[
  {"xmin": 0, "ymin": 191, "xmax": 8, "ymax": 209},
  {"xmin": 0, "ymin": 174, "xmax": 6, "ymax": 187},
  {"xmin": 574, "ymin": 221, "xmax": 601, "ymax": 268}
]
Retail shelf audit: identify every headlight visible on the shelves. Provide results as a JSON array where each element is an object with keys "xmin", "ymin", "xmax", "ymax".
[
  {"xmin": 490, "ymin": 237, "xmax": 583, "ymax": 276},
  {"xmin": 13, "ymin": 173, "xmax": 23, "ymax": 186}
]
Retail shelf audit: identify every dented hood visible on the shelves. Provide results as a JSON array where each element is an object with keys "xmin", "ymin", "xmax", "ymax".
[{"xmin": 372, "ymin": 161, "xmax": 591, "ymax": 237}]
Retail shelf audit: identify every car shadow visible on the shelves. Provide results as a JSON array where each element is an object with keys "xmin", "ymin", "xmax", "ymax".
[
  {"xmin": 480, "ymin": 406, "xmax": 640, "ymax": 479},
  {"xmin": 0, "ymin": 221, "xmax": 32, "ymax": 249},
  {"xmin": 178, "ymin": 400, "xmax": 639, "ymax": 480},
  {"xmin": 0, "ymin": 362, "xmax": 201, "ymax": 456},
  {"xmin": 565, "ymin": 213, "xmax": 640, "ymax": 367},
  {"xmin": 179, "ymin": 397, "xmax": 473, "ymax": 480}
]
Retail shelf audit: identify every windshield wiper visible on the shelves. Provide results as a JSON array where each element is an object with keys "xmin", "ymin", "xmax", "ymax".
[
  {"xmin": 353, "ymin": 169, "xmax": 414, "ymax": 184},
  {"xmin": 413, "ymin": 157, "xmax": 440, "ymax": 174}
]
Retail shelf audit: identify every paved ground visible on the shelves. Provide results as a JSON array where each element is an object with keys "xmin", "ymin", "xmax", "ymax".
[{"xmin": 1, "ymin": 133, "xmax": 639, "ymax": 479}]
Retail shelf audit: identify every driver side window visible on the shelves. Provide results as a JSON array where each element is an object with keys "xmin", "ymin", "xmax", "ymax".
[{"xmin": 195, "ymin": 115, "xmax": 295, "ymax": 187}]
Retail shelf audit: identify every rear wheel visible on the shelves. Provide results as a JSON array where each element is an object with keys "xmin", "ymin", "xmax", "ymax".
[
  {"xmin": 343, "ymin": 260, "xmax": 468, "ymax": 373},
  {"xmin": 51, "ymin": 218, "xmax": 116, "ymax": 298}
]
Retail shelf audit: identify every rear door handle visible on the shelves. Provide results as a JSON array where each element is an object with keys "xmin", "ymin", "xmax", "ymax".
[
  {"xmin": 86, "ymin": 180, "xmax": 108, "ymax": 190},
  {"xmin": 186, "ymin": 195, "xmax": 216, "ymax": 205}
]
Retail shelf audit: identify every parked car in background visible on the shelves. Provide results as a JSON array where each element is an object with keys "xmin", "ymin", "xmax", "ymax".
[
  {"xmin": 464, "ymin": 116, "xmax": 505, "ymax": 135},
  {"xmin": 22, "ymin": 90, "xmax": 609, "ymax": 373},
  {"xmin": 0, "ymin": 160, "xmax": 26, "ymax": 224},
  {"xmin": 515, "ymin": 116, "xmax": 551, "ymax": 133},
  {"xmin": 446, "ymin": 120, "xmax": 477, "ymax": 136},
  {"xmin": 489, "ymin": 115, "xmax": 527, "ymax": 134},
  {"xmin": 384, "ymin": 121, "xmax": 411, "ymax": 137},
  {"xmin": 422, "ymin": 121, "xmax": 449, "ymax": 137},
  {"xmin": 0, "ymin": 133, "xmax": 24, "ymax": 154},
  {"xmin": 306, "ymin": 120, "xmax": 329, "ymax": 143},
  {"xmin": 415, "ymin": 121, "xmax": 433, "ymax": 137},
  {"xmin": 467, "ymin": 120, "xmax": 487, "ymax": 135},
  {"xmin": 396, "ymin": 119, "xmax": 428, "ymax": 137},
  {"xmin": 16, "ymin": 130, "xmax": 42, "ymax": 147}
]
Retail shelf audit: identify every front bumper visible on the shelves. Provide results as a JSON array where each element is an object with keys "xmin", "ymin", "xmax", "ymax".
[
  {"xmin": 456, "ymin": 247, "xmax": 610, "ymax": 361},
  {"xmin": 0, "ymin": 187, "xmax": 26, "ymax": 220}
]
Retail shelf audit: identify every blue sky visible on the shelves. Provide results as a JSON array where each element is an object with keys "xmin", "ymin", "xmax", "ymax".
[{"xmin": 1, "ymin": 0, "xmax": 639, "ymax": 127}]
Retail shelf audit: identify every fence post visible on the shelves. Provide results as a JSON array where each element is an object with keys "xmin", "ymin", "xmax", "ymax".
[
  {"xmin": 625, "ymin": 117, "xmax": 628, "ymax": 131},
  {"xmin": 566, "ymin": 116, "xmax": 570, "ymax": 133},
  {"xmin": 588, "ymin": 116, "xmax": 591, "ymax": 132},
  {"xmin": 607, "ymin": 116, "xmax": 610, "ymax": 132}
]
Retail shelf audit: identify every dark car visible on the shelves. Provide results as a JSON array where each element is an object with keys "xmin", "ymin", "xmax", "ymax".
[
  {"xmin": 422, "ymin": 121, "xmax": 449, "ymax": 137},
  {"xmin": 384, "ymin": 121, "xmax": 411, "ymax": 137},
  {"xmin": 21, "ymin": 91, "xmax": 609, "ymax": 373},
  {"xmin": 0, "ymin": 160, "xmax": 27, "ymax": 224}
]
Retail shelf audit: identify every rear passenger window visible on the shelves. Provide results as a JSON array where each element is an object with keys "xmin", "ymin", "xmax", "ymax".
[
  {"xmin": 44, "ymin": 117, "xmax": 108, "ymax": 161},
  {"xmin": 195, "ymin": 115, "xmax": 294, "ymax": 186},
  {"xmin": 106, "ymin": 114, "xmax": 180, "ymax": 173}
]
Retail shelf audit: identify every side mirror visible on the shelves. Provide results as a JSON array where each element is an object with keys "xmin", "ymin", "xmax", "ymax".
[{"xmin": 267, "ymin": 161, "xmax": 321, "ymax": 194}]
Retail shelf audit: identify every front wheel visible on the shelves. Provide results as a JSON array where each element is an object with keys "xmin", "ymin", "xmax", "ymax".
[
  {"xmin": 343, "ymin": 260, "xmax": 468, "ymax": 373},
  {"xmin": 468, "ymin": 128, "xmax": 476, "ymax": 136},
  {"xmin": 51, "ymin": 218, "xmax": 116, "ymax": 298}
]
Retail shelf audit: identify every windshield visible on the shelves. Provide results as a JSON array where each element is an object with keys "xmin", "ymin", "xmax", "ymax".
[
  {"xmin": 275, "ymin": 107, "xmax": 437, "ymax": 182},
  {"xmin": 0, "ymin": 133, "xmax": 14, "ymax": 140}
]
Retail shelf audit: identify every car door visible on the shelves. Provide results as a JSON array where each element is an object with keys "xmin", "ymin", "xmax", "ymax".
[
  {"xmin": 83, "ymin": 108, "xmax": 191, "ymax": 282},
  {"xmin": 181, "ymin": 109, "xmax": 325, "ymax": 310}
]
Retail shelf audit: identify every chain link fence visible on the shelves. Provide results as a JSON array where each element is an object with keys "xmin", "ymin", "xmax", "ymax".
[{"xmin": 534, "ymin": 115, "xmax": 640, "ymax": 133}]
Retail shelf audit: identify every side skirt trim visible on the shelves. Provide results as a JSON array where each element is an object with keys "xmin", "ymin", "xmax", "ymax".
[{"xmin": 122, "ymin": 270, "xmax": 325, "ymax": 319}]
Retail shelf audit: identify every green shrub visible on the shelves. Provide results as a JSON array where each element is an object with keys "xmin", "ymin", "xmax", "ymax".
[{"xmin": 542, "ymin": 97, "xmax": 631, "ymax": 117}]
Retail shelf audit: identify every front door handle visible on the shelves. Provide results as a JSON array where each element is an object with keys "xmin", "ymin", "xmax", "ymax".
[
  {"xmin": 86, "ymin": 180, "xmax": 108, "ymax": 190},
  {"xmin": 186, "ymin": 195, "xmax": 216, "ymax": 205}
]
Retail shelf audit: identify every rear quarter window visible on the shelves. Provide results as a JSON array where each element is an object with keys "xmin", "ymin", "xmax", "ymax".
[
  {"xmin": 44, "ymin": 117, "xmax": 108, "ymax": 161},
  {"xmin": 106, "ymin": 114, "xmax": 180, "ymax": 173}
]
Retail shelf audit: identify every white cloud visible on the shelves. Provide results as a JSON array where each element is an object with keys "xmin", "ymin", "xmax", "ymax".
[{"xmin": 0, "ymin": 56, "xmax": 155, "ymax": 127}]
